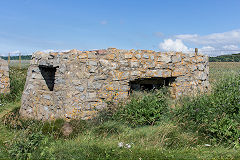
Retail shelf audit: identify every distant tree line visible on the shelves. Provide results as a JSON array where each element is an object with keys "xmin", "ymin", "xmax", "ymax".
[
  {"xmin": 0, "ymin": 55, "xmax": 32, "ymax": 60},
  {"xmin": 209, "ymin": 53, "xmax": 240, "ymax": 62}
]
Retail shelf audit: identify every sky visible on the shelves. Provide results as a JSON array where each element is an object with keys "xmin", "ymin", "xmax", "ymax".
[{"xmin": 0, "ymin": 0, "xmax": 240, "ymax": 56}]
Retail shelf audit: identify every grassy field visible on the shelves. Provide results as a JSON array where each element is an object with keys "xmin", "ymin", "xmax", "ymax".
[
  {"xmin": 1, "ymin": 62, "xmax": 240, "ymax": 160},
  {"xmin": 9, "ymin": 60, "xmax": 30, "ymax": 68},
  {"xmin": 209, "ymin": 62, "xmax": 240, "ymax": 83}
]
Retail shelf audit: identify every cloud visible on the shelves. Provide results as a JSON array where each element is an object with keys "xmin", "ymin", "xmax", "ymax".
[
  {"xmin": 10, "ymin": 50, "xmax": 21, "ymax": 54},
  {"xmin": 158, "ymin": 29, "xmax": 240, "ymax": 56},
  {"xmin": 159, "ymin": 39, "xmax": 189, "ymax": 52},
  {"xmin": 6, "ymin": 50, "xmax": 22, "ymax": 56},
  {"xmin": 198, "ymin": 46, "xmax": 217, "ymax": 56},
  {"xmin": 175, "ymin": 29, "xmax": 240, "ymax": 45},
  {"xmin": 175, "ymin": 34, "xmax": 198, "ymax": 39},
  {"xmin": 42, "ymin": 49, "xmax": 71, "ymax": 53},
  {"xmin": 222, "ymin": 44, "xmax": 239, "ymax": 50},
  {"xmin": 198, "ymin": 45, "xmax": 240, "ymax": 56},
  {"xmin": 100, "ymin": 20, "xmax": 107, "ymax": 25},
  {"xmin": 199, "ymin": 46, "xmax": 216, "ymax": 51}
]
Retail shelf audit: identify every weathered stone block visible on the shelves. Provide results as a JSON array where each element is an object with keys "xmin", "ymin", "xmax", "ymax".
[
  {"xmin": 172, "ymin": 55, "xmax": 182, "ymax": 63},
  {"xmin": 157, "ymin": 54, "xmax": 172, "ymax": 63},
  {"xmin": 172, "ymin": 67, "xmax": 187, "ymax": 77},
  {"xmin": 124, "ymin": 53, "xmax": 133, "ymax": 59},
  {"xmin": 130, "ymin": 61, "xmax": 139, "ymax": 68},
  {"xmin": 142, "ymin": 54, "xmax": 149, "ymax": 59}
]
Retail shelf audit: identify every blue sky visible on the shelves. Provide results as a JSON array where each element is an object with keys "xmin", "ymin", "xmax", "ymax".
[{"xmin": 0, "ymin": 0, "xmax": 240, "ymax": 56}]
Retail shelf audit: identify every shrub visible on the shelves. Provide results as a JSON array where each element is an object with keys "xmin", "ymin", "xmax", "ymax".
[
  {"xmin": 176, "ymin": 74, "xmax": 240, "ymax": 144},
  {"xmin": 113, "ymin": 88, "xmax": 170, "ymax": 127},
  {"xmin": 7, "ymin": 132, "xmax": 51, "ymax": 160},
  {"xmin": 41, "ymin": 119, "xmax": 65, "ymax": 138}
]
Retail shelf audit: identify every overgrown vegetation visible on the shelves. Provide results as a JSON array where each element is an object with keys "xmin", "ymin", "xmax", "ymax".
[
  {"xmin": 0, "ymin": 67, "xmax": 27, "ymax": 103},
  {"xmin": 176, "ymin": 73, "xmax": 240, "ymax": 145},
  {"xmin": 113, "ymin": 88, "xmax": 170, "ymax": 127},
  {"xmin": 1, "ymin": 63, "xmax": 240, "ymax": 159}
]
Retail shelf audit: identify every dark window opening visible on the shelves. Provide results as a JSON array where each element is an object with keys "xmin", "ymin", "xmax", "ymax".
[
  {"xmin": 129, "ymin": 77, "xmax": 176, "ymax": 92},
  {"xmin": 39, "ymin": 65, "xmax": 57, "ymax": 91}
]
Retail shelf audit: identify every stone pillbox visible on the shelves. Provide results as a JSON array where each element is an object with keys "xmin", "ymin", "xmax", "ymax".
[
  {"xmin": 0, "ymin": 58, "xmax": 10, "ymax": 94},
  {"xmin": 20, "ymin": 48, "xmax": 209, "ymax": 120}
]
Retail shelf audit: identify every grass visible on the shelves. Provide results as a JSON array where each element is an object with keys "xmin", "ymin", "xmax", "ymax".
[
  {"xmin": 209, "ymin": 62, "xmax": 240, "ymax": 83},
  {"xmin": 9, "ymin": 60, "xmax": 30, "ymax": 68},
  {"xmin": 1, "ymin": 62, "xmax": 240, "ymax": 159}
]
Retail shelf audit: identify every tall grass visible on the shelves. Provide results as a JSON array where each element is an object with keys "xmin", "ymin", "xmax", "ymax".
[
  {"xmin": 176, "ymin": 73, "xmax": 240, "ymax": 144},
  {"xmin": 0, "ymin": 66, "xmax": 27, "ymax": 103}
]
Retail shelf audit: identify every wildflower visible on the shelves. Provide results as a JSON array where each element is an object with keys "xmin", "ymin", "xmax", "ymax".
[
  {"xmin": 118, "ymin": 142, "xmax": 124, "ymax": 148},
  {"xmin": 125, "ymin": 143, "xmax": 131, "ymax": 148}
]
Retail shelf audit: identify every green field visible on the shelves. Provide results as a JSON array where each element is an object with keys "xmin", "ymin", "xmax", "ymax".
[{"xmin": 1, "ymin": 62, "xmax": 240, "ymax": 160}]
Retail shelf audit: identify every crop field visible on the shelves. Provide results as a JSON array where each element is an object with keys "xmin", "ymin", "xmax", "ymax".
[{"xmin": 0, "ymin": 62, "xmax": 240, "ymax": 159}]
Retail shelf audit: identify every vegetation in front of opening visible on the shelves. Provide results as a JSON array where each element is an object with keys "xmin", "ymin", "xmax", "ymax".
[
  {"xmin": 2, "ymin": 64, "xmax": 240, "ymax": 159},
  {"xmin": 113, "ymin": 88, "xmax": 170, "ymax": 127}
]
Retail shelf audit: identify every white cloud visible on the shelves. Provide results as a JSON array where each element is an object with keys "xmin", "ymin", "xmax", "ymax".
[
  {"xmin": 8, "ymin": 50, "xmax": 21, "ymax": 56},
  {"xmin": 10, "ymin": 50, "xmax": 21, "ymax": 54},
  {"xmin": 42, "ymin": 49, "xmax": 71, "ymax": 53},
  {"xmin": 222, "ymin": 44, "xmax": 239, "ymax": 50},
  {"xmin": 198, "ymin": 46, "xmax": 217, "ymax": 56},
  {"xmin": 198, "ymin": 45, "xmax": 240, "ymax": 56},
  {"xmin": 175, "ymin": 29, "xmax": 240, "ymax": 45},
  {"xmin": 199, "ymin": 46, "xmax": 216, "ymax": 51},
  {"xmin": 175, "ymin": 34, "xmax": 198, "ymax": 39},
  {"xmin": 158, "ymin": 29, "xmax": 240, "ymax": 56},
  {"xmin": 159, "ymin": 39, "xmax": 189, "ymax": 52},
  {"xmin": 42, "ymin": 49, "xmax": 55, "ymax": 53}
]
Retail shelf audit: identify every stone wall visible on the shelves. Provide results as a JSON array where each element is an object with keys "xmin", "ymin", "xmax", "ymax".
[
  {"xmin": 0, "ymin": 58, "xmax": 10, "ymax": 94},
  {"xmin": 20, "ymin": 48, "xmax": 209, "ymax": 120}
]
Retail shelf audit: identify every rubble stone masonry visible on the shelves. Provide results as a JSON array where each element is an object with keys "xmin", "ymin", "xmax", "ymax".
[
  {"xmin": 20, "ymin": 48, "xmax": 209, "ymax": 120},
  {"xmin": 0, "ymin": 58, "xmax": 10, "ymax": 94}
]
